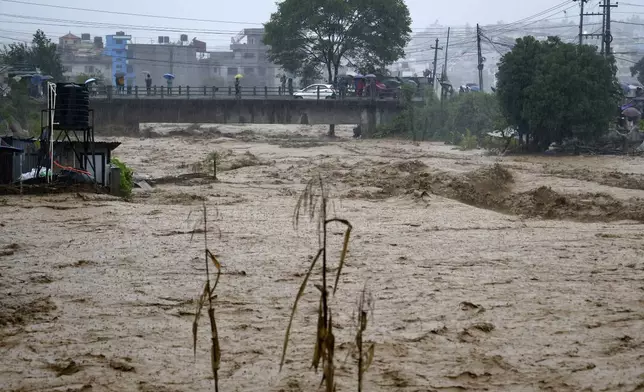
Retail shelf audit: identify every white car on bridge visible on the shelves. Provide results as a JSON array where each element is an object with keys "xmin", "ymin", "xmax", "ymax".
[{"xmin": 293, "ymin": 84, "xmax": 336, "ymax": 100}]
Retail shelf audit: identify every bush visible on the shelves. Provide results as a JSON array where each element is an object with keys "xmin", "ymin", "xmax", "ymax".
[
  {"xmin": 458, "ymin": 129, "xmax": 477, "ymax": 150},
  {"xmin": 110, "ymin": 158, "xmax": 133, "ymax": 197}
]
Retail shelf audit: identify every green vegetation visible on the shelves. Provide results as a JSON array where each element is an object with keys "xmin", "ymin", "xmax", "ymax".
[
  {"xmin": 372, "ymin": 36, "xmax": 622, "ymax": 153},
  {"xmin": 110, "ymin": 158, "xmax": 134, "ymax": 198},
  {"xmin": 74, "ymin": 71, "xmax": 105, "ymax": 84},
  {"xmin": 496, "ymin": 36, "xmax": 620, "ymax": 149},
  {"xmin": 631, "ymin": 55, "xmax": 644, "ymax": 85},
  {"xmin": 0, "ymin": 82, "xmax": 41, "ymax": 137},
  {"xmin": 1, "ymin": 30, "xmax": 64, "ymax": 80},
  {"xmin": 263, "ymin": 0, "xmax": 412, "ymax": 84}
]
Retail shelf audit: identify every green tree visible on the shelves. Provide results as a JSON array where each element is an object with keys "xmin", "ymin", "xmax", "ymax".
[
  {"xmin": 443, "ymin": 92, "xmax": 501, "ymax": 144},
  {"xmin": 496, "ymin": 36, "xmax": 620, "ymax": 149},
  {"xmin": 495, "ymin": 36, "xmax": 543, "ymax": 145},
  {"xmin": 631, "ymin": 55, "xmax": 644, "ymax": 85},
  {"xmin": 263, "ymin": 0, "xmax": 412, "ymax": 84},
  {"xmin": 1, "ymin": 30, "xmax": 64, "ymax": 80},
  {"xmin": 298, "ymin": 62, "xmax": 323, "ymax": 88},
  {"xmin": 74, "ymin": 70, "xmax": 105, "ymax": 84}
]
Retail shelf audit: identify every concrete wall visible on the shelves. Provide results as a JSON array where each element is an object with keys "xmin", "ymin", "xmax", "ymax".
[{"xmin": 90, "ymin": 98, "xmax": 402, "ymax": 134}]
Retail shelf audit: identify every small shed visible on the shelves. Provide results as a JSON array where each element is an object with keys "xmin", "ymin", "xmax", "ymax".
[{"xmin": 0, "ymin": 136, "xmax": 121, "ymax": 186}]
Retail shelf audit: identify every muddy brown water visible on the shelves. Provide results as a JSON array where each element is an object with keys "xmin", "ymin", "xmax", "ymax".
[{"xmin": 1, "ymin": 124, "xmax": 644, "ymax": 392}]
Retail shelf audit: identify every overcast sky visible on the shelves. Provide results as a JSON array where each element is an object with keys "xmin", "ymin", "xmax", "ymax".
[
  {"xmin": 0, "ymin": 0, "xmax": 588, "ymax": 46},
  {"xmin": 0, "ymin": 0, "xmax": 640, "ymax": 49}
]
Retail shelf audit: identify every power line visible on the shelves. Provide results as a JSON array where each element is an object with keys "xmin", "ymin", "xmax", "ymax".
[{"xmin": 0, "ymin": 0, "xmax": 264, "ymax": 26}]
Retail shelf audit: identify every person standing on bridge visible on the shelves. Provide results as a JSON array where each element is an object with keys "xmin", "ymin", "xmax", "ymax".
[
  {"xmin": 145, "ymin": 73, "xmax": 152, "ymax": 96},
  {"xmin": 234, "ymin": 74, "xmax": 242, "ymax": 99}
]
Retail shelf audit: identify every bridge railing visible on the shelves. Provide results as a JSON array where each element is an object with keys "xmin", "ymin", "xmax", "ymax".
[{"xmin": 89, "ymin": 85, "xmax": 407, "ymax": 101}]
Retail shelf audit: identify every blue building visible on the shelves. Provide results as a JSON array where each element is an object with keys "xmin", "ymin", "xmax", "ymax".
[{"xmin": 104, "ymin": 31, "xmax": 133, "ymax": 87}]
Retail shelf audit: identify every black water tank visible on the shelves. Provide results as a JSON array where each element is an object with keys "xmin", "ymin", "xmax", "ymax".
[{"xmin": 54, "ymin": 83, "xmax": 90, "ymax": 130}]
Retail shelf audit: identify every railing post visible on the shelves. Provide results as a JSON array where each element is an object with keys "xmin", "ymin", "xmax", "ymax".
[
  {"xmin": 228, "ymin": 86, "xmax": 232, "ymax": 96},
  {"xmin": 203, "ymin": 86, "xmax": 207, "ymax": 96},
  {"xmin": 186, "ymin": 86, "xmax": 190, "ymax": 99},
  {"xmin": 178, "ymin": 86, "xmax": 182, "ymax": 96},
  {"xmin": 253, "ymin": 86, "xmax": 257, "ymax": 96},
  {"xmin": 153, "ymin": 85, "xmax": 157, "ymax": 96},
  {"xmin": 317, "ymin": 85, "xmax": 320, "ymax": 101},
  {"xmin": 161, "ymin": 86, "xmax": 164, "ymax": 98},
  {"xmin": 212, "ymin": 86, "xmax": 216, "ymax": 98},
  {"xmin": 278, "ymin": 86, "xmax": 282, "ymax": 95},
  {"xmin": 264, "ymin": 86, "xmax": 268, "ymax": 98},
  {"xmin": 107, "ymin": 85, "xmax": 113, "ymax": 101},
  {"xmin": 135, "ymin": 85, "xmax": 138, "ymax": 98}
]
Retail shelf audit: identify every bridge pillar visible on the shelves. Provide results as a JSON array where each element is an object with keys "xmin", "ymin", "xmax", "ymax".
[{"xmin": 360, "ymin": 107, "xmax": 379, "ymax": 137}]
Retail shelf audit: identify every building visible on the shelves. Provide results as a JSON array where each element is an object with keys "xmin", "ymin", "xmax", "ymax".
[
  {"xmin": 104, "ymin": 32, "xmax": 133, "ymax": 87},
  {"xmin": 59, "ymin": 33, "xmax": 81, "ymax": 50},
  {"xmin": 59, "ymin": 33, "xmax": 111, "ymax": 82},
  {"xmin": 127, "ymin": 42, "xmax": 205, "ymax": 87},
  {"xmin": 202, "ymin": 28, "xmax": 279, "ymax": 87}
]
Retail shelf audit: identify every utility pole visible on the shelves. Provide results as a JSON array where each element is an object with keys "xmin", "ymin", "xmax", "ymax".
[
  {"xmin": 600, "ymin": 0, "xmax": 606, "ymax": 54},
  {"xmin": 575, "ymin": 0, "xmax": 604, "ymax": 47},
  {"xmin": 574, "ymin": 0, "xmax": 588, "ymax": 46},
  {"xmin": 441, "ymin": 27, "xmax": 450, "ymax": 106},
  {"xmin": 601, "ymin": 0, "xmax": 618, "ymax": 56},
  {"xmin": 476, "ymin": 24, "xmax": 484, "ymax": 91},
  {"xmin": 431, "ymin": 38, "xmax": 443, "ymax": 91}
]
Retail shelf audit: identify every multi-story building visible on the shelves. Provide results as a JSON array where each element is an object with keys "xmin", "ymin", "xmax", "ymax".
[
  {"xmin": 127, "ymin": 38, "xmax": 207, "ymax": 87},
  {"xmin": 202, "ymin": 28, "xmax": 279, "ymax": 87},
  {"xmin": 59, "ymin": 33, "xmax": 111, "ymax": 82},
  {"xmin": 104, "ymin": 32, "xmax": 133, "ymax": 86}
]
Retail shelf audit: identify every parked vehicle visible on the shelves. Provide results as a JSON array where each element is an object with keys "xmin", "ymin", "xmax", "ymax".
[{"xmin": 293, "ymin": 84, "xmax": 336, "ymax": 99}]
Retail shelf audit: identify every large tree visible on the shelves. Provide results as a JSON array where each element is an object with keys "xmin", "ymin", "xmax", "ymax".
[
  {"xmin": 1, "ymin": 30, "xmax": 64, "ymax": 80},
  {"xmin": 263, "ymin": 0, "xmax": 412, "ymax": 84},
  {"xmin": 496, "ymin": 36, "xmax": 620, "ymax": 149}
]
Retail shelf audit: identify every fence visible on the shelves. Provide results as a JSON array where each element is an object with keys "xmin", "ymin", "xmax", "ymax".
[{"xmin": 88, "ymin": 84, "xmax": 409, "ymax": 101}]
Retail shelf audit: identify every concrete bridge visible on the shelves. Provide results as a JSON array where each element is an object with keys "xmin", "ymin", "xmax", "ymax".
[{"xmin": 90, "ymin": 97, "xmax": 404, "ymax": 135}]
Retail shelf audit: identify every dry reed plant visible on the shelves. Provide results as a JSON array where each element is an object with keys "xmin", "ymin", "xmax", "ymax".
[
  {"xmin": 354, "ymin": 284, "xmax": 375, "ymax": 392},
  {"xmin": 280, "ymin": 175, "xmax": 352, "ymax": 392},
  {"xmin": 191, "ymin": 202, "xmax": 222, "ymax": 392}
]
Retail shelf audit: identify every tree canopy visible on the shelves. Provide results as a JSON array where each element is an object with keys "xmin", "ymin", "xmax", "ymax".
[
  {"xmin": 496, "ymin": 36, "xmax": 620, "ymax": 148},
  {"xmin": 263, "ymin": 0, "xmax": 412, "ymax": 83},
  {"xmin": 0, "ymin": 30, "xmax": 64, "ymax": 80},
  {"xmin": 631, "ymin": 56, "xmax": 644, "ymax": 85}
]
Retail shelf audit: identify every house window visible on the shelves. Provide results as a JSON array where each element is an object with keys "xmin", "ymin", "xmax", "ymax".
[
  {"xmin": 115, "ymin": 64, "xmax": 123, "ymax": 70},
  {"xmin": 243, "ymin": 67, "xmax": 255, "ymax": 75},
  {"xmin": 249, "ymin": 38, "xmax": 255, "ymax": 45},
  {"xmin": 227, "ymin": 67, "xmax": 238, "ymax": 76},
  {"xmin": 213, "ymin": 67, "xmax": 220, "ymax": 75},
  {"xmin": 243, "ymin": 52, "xmax": 255, "ymax": 59},
  {"xmin": 126, "ymin": 65, "xmax": 134, "ymax": 73},
  {"xmin": 84, "ymin": 65, "xmax": 95, "ymax": 73},
  {"xmin": 257, "ymin": 67, "xmax": 266, "ymax": 77}
]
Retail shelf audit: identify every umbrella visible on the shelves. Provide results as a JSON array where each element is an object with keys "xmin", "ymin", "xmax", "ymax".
[
  {"xmin": 163, "ymin": 73, "xmax": 175, "ymax": 80},
  {"xmin": 353, "ymin": 74, "xmax": 364, "ymax": 79},
  {"xmin": 622, "ymin": 107, "xmax": 642, "ymax": 118},
  {"xmin": 85, "ymin": 78, "xmax": 97, "ymax": 85},
  {"xmin": 364, "ymin": 74, "xmax": 376, "ymax": 78},
  {"xmin": 141, "ymin": 71, "xmax": 150, "ymax": 75},
  {"xmin": 235, "ymin": 73, "xmax": 243, "ymax": 79}
]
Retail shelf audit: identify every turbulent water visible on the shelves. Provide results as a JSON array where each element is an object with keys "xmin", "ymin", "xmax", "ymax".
[{"xmin": 1, "ymin": 123, "xmax": 644, "ymax": 392}]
